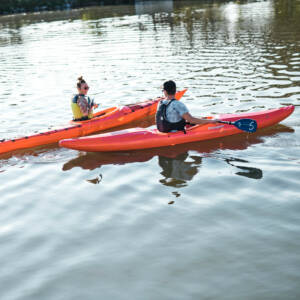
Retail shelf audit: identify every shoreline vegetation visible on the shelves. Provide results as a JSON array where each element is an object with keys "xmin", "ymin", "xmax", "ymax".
[
  {"xmin": 1, "ymin": 1, "xmax": 297, "ymax": 20},
  {"xmin": 0, "ymin": 0, "xmax": 135, "ymax": 15}
]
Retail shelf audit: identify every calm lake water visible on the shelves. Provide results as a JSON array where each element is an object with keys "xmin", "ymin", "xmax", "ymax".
[{"xmin": 0, "ymin": 0, "xmax": 300, "ymax": 299}]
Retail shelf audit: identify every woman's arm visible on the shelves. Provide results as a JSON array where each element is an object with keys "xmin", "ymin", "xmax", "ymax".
[{"xmin": 77, "ymin": 96, "xmax": 89, "ymax": 116}]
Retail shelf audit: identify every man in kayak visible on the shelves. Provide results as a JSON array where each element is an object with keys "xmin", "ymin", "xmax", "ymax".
[
  {"xmin": 156, "ymin": 80, "xmax": 220, "ymax": 132},
  {"xmin": 71, "ymin": 76, "xmax": 98, "ymax": 121}
]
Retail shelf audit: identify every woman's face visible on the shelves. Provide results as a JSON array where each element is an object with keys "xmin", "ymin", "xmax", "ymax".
[{"xmin": 78, "ymin": 82, "xmax": 89, "ymax": 95}]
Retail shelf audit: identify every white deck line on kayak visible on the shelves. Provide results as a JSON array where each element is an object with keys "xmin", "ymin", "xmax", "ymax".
[{"xmin": 208, "ymin": 125, "xmax": 224, "ymax": 130}]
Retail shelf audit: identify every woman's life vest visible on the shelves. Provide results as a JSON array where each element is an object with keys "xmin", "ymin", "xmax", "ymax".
[
  {"xmin": 71, "ymin": 94, "xmax": 94, "ymax": 121},
  {"xmin": 156, "ymin": 99, "xmax": 186, "ymax": 133}
]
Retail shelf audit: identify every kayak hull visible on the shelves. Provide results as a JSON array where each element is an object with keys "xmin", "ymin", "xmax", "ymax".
[
  {"xmin": 59, "ymin": 105, "xmax": 295, "ymax": 152},
  {"xmin": 0, "ymin": 89, "xmax": 187, "ymax": 155}
]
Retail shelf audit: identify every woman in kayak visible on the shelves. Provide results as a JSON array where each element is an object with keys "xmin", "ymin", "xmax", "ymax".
[
  {"xmin": 71, "ymin": 76, "xmax": 97, "ymax": 121},
  {"xmin": 156, "ymin": 80, "xmax": 220, "ymax": 132}
]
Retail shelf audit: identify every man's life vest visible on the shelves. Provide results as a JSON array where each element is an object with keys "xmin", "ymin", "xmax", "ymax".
[
  {"xmin": 71, "ymin": 95, "xmax": 93, "ymax": 121},
  {"xmin": 156, "ymin": 99, "xmax": 186, "ymax": 133}
]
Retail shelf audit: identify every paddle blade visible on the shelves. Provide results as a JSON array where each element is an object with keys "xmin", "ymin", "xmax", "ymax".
[{"xmin": 233, "ymin": 118, "xmax": 257, "ymax": 133}]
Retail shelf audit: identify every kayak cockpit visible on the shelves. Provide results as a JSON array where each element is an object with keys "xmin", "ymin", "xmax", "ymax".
[{"xmin": 69, "ymin": 107, "xmax": 118, "ymax": 125}]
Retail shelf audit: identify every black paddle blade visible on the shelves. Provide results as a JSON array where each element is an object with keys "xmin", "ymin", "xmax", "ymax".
[{"xmin": 233, "ymin": 118, "xmax": 257, "ymax": 133}]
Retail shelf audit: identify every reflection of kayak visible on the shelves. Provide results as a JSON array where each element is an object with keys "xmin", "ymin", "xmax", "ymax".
[
  {"xmin": 0, "ymin": 89, "xmax": 187, "ymax": 155},
  {"xmin": 59, "ymin": 105, "xmax": 294, "ymax": 152},
  {"xmin": 62, "ymin": 123, "xmax": 294, "ymax": 171}
]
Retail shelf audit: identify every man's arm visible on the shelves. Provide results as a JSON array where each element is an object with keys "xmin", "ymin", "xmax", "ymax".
[{"xmin": 182, "ymin": 112, "xmax": 220, "ymax": 125}]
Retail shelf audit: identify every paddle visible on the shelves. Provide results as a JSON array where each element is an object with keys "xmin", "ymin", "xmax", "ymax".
[{"xmin": 218, "ymin": 118, "xmax": 257, "ymax": 133}]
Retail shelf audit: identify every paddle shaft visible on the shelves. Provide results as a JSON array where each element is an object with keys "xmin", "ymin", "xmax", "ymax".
[{"xmin": 218, "ymin": 120, "xmax": 234, "ymax": 125}]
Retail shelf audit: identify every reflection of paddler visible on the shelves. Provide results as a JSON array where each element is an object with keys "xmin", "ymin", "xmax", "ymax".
[
  {"xmin": 158, "ymin": 153, "xmax": 202, "ymax": 187},
  {"xmin": 71, "ymin": 76, "xmax": 98, "ymax": 121}
]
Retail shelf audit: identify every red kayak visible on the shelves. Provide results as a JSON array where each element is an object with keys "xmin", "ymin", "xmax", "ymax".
[{"xmin": 59, "ymin": 105, "xmax": 294, "ymax": 152}]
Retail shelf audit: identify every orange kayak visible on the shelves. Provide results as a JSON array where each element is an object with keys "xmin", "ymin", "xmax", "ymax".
[
  {"xmin": 59, "ymin": 105, "xmax": 294, "ymax": 152},
  {"xmin": 0, "ymin": 89, "xmax": 187, "ymax": 155}
]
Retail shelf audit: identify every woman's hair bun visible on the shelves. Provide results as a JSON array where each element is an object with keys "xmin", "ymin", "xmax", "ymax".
[{"xmin": 77, "ymin": 76, "xmax": 86, "ymax": 88}]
